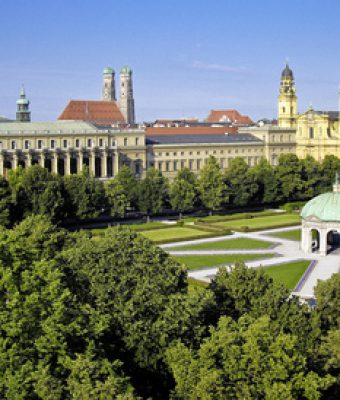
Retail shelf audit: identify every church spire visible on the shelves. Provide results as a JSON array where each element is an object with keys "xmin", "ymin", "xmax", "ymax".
[{"xmin": 16, "ymin": 85, "xmax": 31, "ymax": 122}]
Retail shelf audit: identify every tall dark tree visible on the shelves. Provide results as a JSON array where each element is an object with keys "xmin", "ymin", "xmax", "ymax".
[
  {"xmin": 169, "ymin": 168, "xmax": 197, "ymax": 218},
  {"xmin": 63, "ymin": 166, "xmax": 107, "ymax": 219},
  {"xmin": 320, "ymin": 155, "xmax": 340, "ymax": 192},
  {"xmin": 224, "ymin": 157, "xmax": 258, "ymax": 207},
  {"xmin": 251, "ymin": 158, "xmax": 279, "ymax": 204},
  {"xmin": 301, "ymin": 155, "xmax": 323, "ymax": 198},
  {"xmin": 115, "ymin": 165, "xmax": 140, "ymax": 210},
  {"xmin": 138, "ymin": 168, "xmax": 168, "ymax": 219},
  {"xmin": 197, "ymin": 156, "xmax": 225, "ymax": 215},
  {"xmin": 275, "ymin": 153, "xmax": 304, "ymax": 201},
  {"xmin": 0, "ymin": 177, "xmax": 12, "ymax": 227}
]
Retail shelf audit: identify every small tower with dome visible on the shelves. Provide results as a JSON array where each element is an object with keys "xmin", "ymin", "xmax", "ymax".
[
  {"xmin": 16, "ymin": 85, "xmax": 31, "ymax": 122},
  {"xmin": 278, "ymin": 63, "xmax": 297, "ymax": 128},
  {"xmin": 301, "ymin": 174, "xmax": 340, "ymax": 255},
  {"xmin": 119, "ymin": 65, "xmax": 135, "ymax": 124},
  {"xmin": 102, "ymin": 67, "xmax": 116, "ymax": 101}
]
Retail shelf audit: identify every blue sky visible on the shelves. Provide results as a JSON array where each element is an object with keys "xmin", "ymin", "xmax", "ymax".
[{"xmin": 1, "ymin": 0, "xmax": 340, "ymax": 122}]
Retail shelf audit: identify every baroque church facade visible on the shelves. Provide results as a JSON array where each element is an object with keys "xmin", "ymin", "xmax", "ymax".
[{"xmin": 0, "ymin": 64, "xmax": 339, "ymax": 179}]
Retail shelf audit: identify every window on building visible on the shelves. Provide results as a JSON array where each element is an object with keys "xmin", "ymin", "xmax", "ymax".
[
  {"xmin": 63, "ymin": 139, "xmax": 67, "ymax": 148},
  {"xmin": 99, "ymin": 139, "xmax": 103, "ymax": 147},
  {"xmin": 111, "ymin": 139, "xmax": 115, "ymax": 146},
  {"xmin": 38, "ymin": 140, "xmax": 43, "ymax": 149},
  {"xmin": 135, "ymin": 163, "xmax": 141, "ymax": 175},
  {"xmin": 282, "ymin": 106, "xmax": 286, "ymax": 113},
  {"xmin": 309, "ymin": 127, "xmax": 314, "ymax": 139},
  {"xmin": 11, "ymin": 141, "xmax": 16, "ymax": 150},
  {"xmin": 174, "ymin": 161, "xmax": 177, "ymax": 171},
  {"xmin": 197, "ymin": 151, "xmax": 200, "ymax": 155},
  {"xmin": 0, "ymin": 141, "xmax": 2, "ymax": 150},
  {"xmin": 173, "ymin": 152, "xmax": 177, "ymax": 156},
  {"xmin": 189, "ymin": 151, "xmax": 193, "ymax": 155},
  {"xmin": 75, "ymin": 139, "xmax": 80, "ymax": 148},
  {"xmin": 166, "ymin": 152, "xmax": 169, "ymax": 156},
  {"xmin": 50, "ymin": 140, "xmax": 55, "ymax": 149},
  {"xmin": 24, "ymin": 140, "xmax": 30, "ymax": 149},
  {"xmin": 158, "ymin": 161, "xmax": 162, "ymax": 170},
  {"xmin": 197, "ymin": 159, "xmax": 201, "ymax": 169},
  {"xmin": 181, "ymin": 152, "xmax": 184, "ymax": 156},
  {"xmin": 135, "ymin": 137, "xmax": 139, "ymax": 146},
  {"xmin": 87, "ymin": 139, "xmax": 92, "ymax": 147},
  {"xmin": 181, "ymin": 160, "xmax": 185, "ymax": 169},
  {"xmin": 165, "ymin": 161, "xmax": 170, "ymax": 172},
  {"xmin": 124, "ymin": 137, "xmax": 128, "ymax": 146},
  {"xmin": 189, "ymin": 160, "xmax": 193, "ymax": 169}
]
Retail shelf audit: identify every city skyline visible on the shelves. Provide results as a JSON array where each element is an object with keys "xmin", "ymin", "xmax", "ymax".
[{"xmin": 1, "ymin": 0, "xmax": 340, "ymax": 122}]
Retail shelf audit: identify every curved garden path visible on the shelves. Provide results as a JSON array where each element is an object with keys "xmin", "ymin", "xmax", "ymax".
[{"xmin": 161, "ymin": 226, "xmax": 340, "ymax": 299}]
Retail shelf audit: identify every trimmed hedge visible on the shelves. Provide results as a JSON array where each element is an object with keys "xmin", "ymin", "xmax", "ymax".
[
  {"xmin": 193, "ymin": 222, "xmax": 232, "ymax": 235},
  {"xmin": 153, "ymin": 231, "xmax": 230, "ymax": 245},
  {"xmin": 230, "ymin": 221, "xmax": 301, "ymax": 233},
  {"xmin": 195, "ymin": 210, "xmax": 283, "ymax": 224},
  {"xmin": 280, "ymin": 201, "xmax": 306, "ymax": 212}
]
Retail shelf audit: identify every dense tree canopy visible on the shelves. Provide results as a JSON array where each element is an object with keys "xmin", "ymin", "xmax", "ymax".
[
  {"xmin": 0, "ymin": 216, "xmax": 339, "ymax": 398},
  {"xmin": 1, "ymin": 154, "xmax": 340, "ymax": 228}
]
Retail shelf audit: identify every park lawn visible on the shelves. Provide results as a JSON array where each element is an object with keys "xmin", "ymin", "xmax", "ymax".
[
  {"xmin": 269, "ymin": 229, "xmax": 301, "ymax": 241},
  {"xmin": 172, "ymin": 253, "xmax": 276, "ymax": 270},
  {"xmin": 141, "ymin": 227, "xmax": 211, "ymax": 242},
  {"xmin": 214, "ymin": 213, "xmax": 300, "ymax": 231},
  {"xmin": 166, "ymin": 237, "xmax": 273, "ymax": 251},
  {"xmin": 260, "ymin": 260, "xmax": 310, "ymax": 290},
  {"xmin": 188, "ymin": 278, "xmax": 209, "ymax": 290}
]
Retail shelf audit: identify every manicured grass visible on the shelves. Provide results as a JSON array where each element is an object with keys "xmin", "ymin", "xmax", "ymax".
[
  {"xmin": 214, "ymin": 213, "xmax": 300, "ymax": 231},
  {"xmin": 260, "ymin": 260, "xmax": 310, "ymax": 290},
  {"xmin": 269, "ymin": 229, "xmax": 301, "ymax": 241},
  {"xmin": 172, "ymin": 253, "xmax": 276, "ymax": 270},
  {"xmin": 141, "ymin": 227, "xmax": 211, "ymax": 242},
  {"xmin": 167, "ymin": 237, "xmax": 273, "ymax": 251}
]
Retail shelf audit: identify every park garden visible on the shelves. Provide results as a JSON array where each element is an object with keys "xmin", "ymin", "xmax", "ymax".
[{"xmin": 0, "ymin": 153, "xmax": 340, "ymax": 398}]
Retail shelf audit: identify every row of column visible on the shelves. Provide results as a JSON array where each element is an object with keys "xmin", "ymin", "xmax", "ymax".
[{"xmin": 0, "ymin": 150, "xmax": 120, "ymax": 178}]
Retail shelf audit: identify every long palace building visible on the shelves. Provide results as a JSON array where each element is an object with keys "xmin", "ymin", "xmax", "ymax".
[{"xmin": 0, "ymin": 64, "xmax": 339, "ymax": 179}]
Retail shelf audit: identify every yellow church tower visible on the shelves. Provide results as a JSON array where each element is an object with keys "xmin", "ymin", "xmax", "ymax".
[{"xmin": 278, "ymin": 64, "xmax": 297, "ymax": 128}]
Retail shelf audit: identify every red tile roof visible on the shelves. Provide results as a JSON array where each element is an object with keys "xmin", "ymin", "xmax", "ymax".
[
  {"xmin": 146, "ymin": 126, "xmax": 238, "ymax": 136},
  {"xmin": 206, "ymin": 109, "xmax": 253, "ymax": 125},
  {"xmin": 58, "ymin": 100, "xmax": 125, "ymax": 124}
]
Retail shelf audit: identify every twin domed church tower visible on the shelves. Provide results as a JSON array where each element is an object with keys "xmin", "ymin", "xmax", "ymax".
[{"xmin": 102, "ymin": 65, "xmax": 135, "ymax": 124}]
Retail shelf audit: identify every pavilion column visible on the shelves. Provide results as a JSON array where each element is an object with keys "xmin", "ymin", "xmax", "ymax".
[
  {"xmin": 90, "ymin": 150, "xmax": 96, "ymax": 176},
  {"xmin": 78, "ymin": 151, "xmax": 83, "ymax": 174},
  {"xmin": 65, "ymin": 152, "xmax": 71, "ymax": 176},
  {"xmin": 101, "ymin": 151, "xmax": 108, "ymax": 178},
  {"xmin": 319, "ymin": 230, "xmax": 328, "ymax": 256},
  {"xmin": 0, "ymin": 153, "xmax": 3, "ymax": 176}
]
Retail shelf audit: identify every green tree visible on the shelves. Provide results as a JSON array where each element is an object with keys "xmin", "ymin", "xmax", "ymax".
[
  {"xmin": 105, "ymin": 179, "xmax": 129, "ymax": 217},
  {"xmin": 314, "ymin": 273, "xmax": 340, "ymax": 332},
  {"xmin": 319, "ymin": 155, "xmax": 340, "ymax": 192},
  {"xmin": 115, "ymin": 165, "xmax": 139, "ymax": 210},
  {"xmin": 63, "ymin": 166, "xmax": 107, "ymax": 219},
  {"xmin": 169, "ymin": 168, "xmax": 197, "ymax": 218},
  {"xmin": 137, "ymin": 168, "xmax": 168, "ymax": 219},
  {"xmin": 275, "ymin": 154, "xmax": 304, "ymax": 201},
  {"xmin": 224, "ymin": 157, "xmax": 258, "ymax": 206},
  {"xmin": 0, "ymin": 177, "xmax": 12, "ymax": 227},
  {"xmin": 0, "ymin": 217, "xmax": 137, "ymax": 399},
  {"xmin": 197, "ymin": 156, "xmax": 225, "ymax": 215},
  {"xmin": 301, "ymin": 156, "xmax": 323, "ymax": 198},
  {"xmin": 166, "ymin": 315, "xmax": 334, "ymax": 400},
  {"xmin": 252, "ymin": 158, "xmax": 279, "ymax": 203}
]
